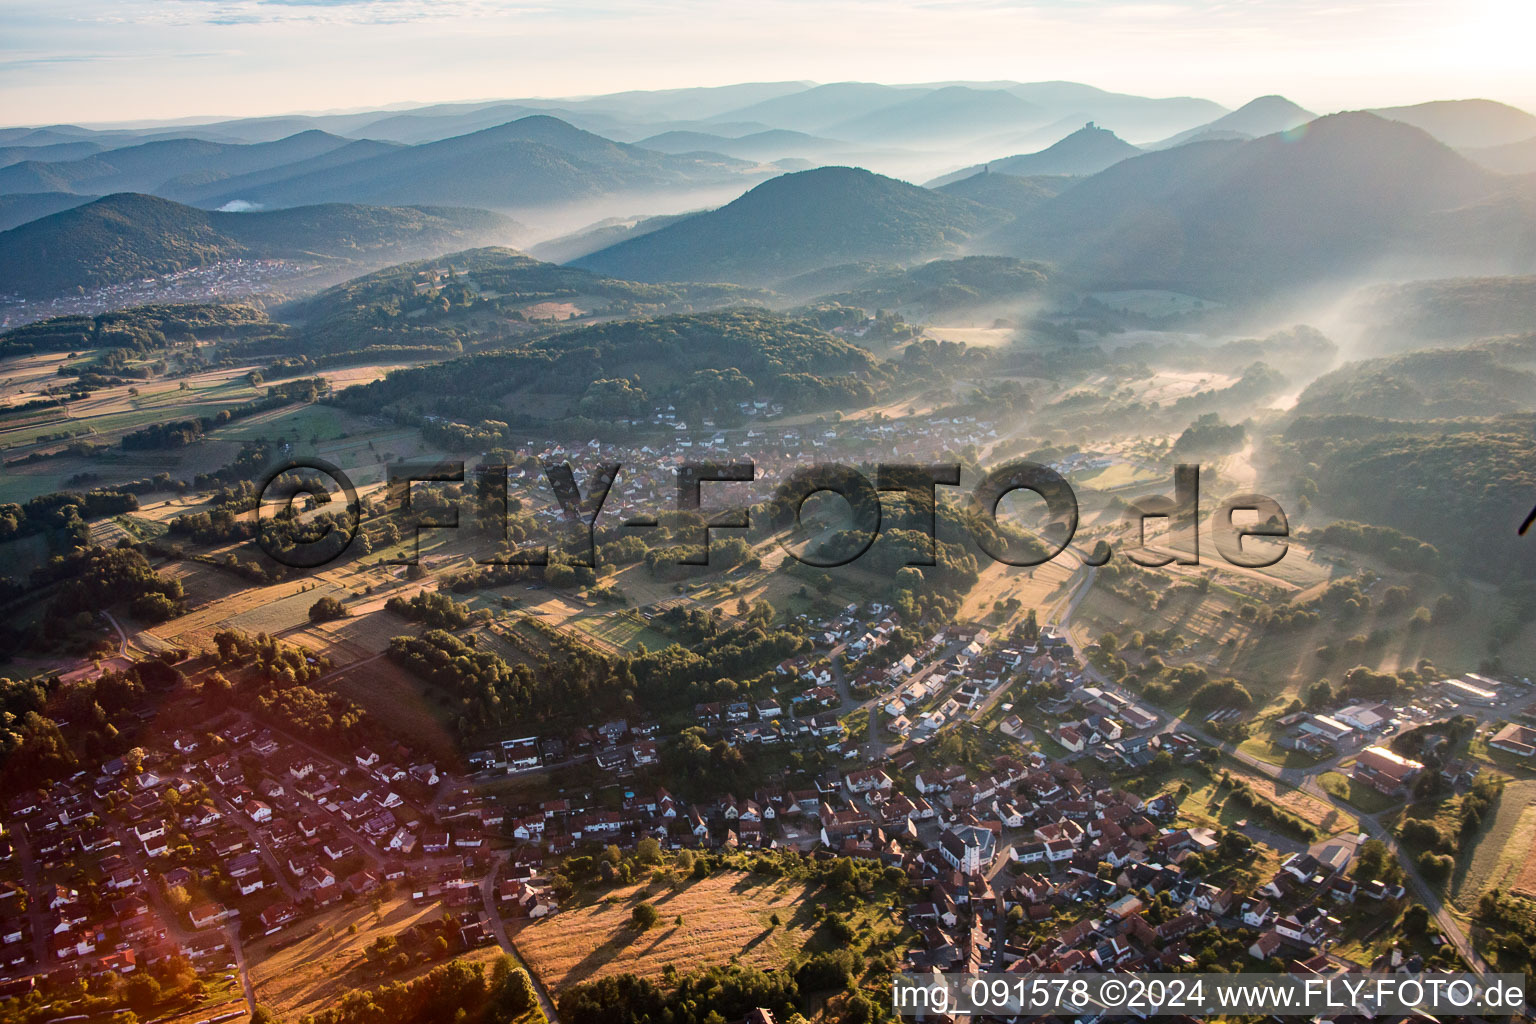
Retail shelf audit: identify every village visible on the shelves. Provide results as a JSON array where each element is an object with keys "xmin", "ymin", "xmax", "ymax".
[{"xmin": 5, "ymin": 562, "xmax": 1524, "ymax": 1017}]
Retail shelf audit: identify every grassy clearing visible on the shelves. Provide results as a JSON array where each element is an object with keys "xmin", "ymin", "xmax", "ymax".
[
  {"xmin": 1176, "ymin": 765, "xmax": 1353, "ymax": 842},
  {"xmin": 1075, "ymin": 461, "xmax": 1161, "ymax": 491},
  {"xmin": 324, "ymin": 655, "xmax": 461, "ymax": 761},
  {"xmin": 512, "ymin": 871, "xmax": 819, "ymax": 993},
  {"xmin": 566, "ymin": 610, "xmax": 670, "ymax": 652},
  {"xmin": 1237, "ymin": 733, "xmax": 1332, "ymax": 771},
  {"xmin": 1319, "ymin": 771, "xmax": 1402, "ymax": 814}
]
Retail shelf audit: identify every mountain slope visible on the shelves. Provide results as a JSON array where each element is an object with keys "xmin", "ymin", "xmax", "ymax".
[
  {"xmin": 0, "ymin": 193, "xmax": 518, "ymax": 299},
  {"xmin": 188, "ymin": 116, "xmax": 764, "ymax": 211},
  {"xmin": 983, "ymin": 112, "xmax": 1519, "ymax": 295},
  {"xmin": 527, "ymin": 211, "xmax": 698, "ymax": 264},
  {"xmin": 571, "ymin": 166, "xmax": 987, "ymax": 285},
  {"xmin": 1368, "ymin": 99, "xmax": 1536, "ymax": 149},
  {"xmin": 0, "ymin": 131, "xmax": 352, "ymax": 196},
  {"xmin": 927, "ymin": 124, "xmax": 1140, "ymax": 186},
  {"xmin": 1465, "ymin": 136, "xmax": 1536, "ymax": 174},
  {"xmin": 934, "ymin": 171, "xmax": 1068, "ymax": 222},
  {"xmin": 171, "ymin": 139, "xmax": 404, "ymax": 206},
  {"xmin": 1153, "ymin": 95, "xmax": 1315, "ymax": 148}
]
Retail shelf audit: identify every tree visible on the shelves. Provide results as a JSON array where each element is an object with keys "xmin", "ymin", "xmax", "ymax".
[
  {"xmin": 632, "ymin": 902, "xmax": 659, "ymax": 930},
  {"xmin": 308, "ymin": 595, "xmax": 349, "ymax": 623},
  {"xmin": 126, "ymin": 975, "xmax": 162, "ymax": 1013},
  {"xmin": 492, "ymin": 956, "xmax": 538, "ymax": 1016},
  {"xmin": 1401, "ymin": 903, "xmax": 1431, "ymax": 936},
  {"xmin": 1417, "ymin": 850, "xmax": 1453, "ymax": 883}
]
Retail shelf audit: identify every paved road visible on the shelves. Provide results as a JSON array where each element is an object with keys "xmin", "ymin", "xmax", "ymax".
[
  {"xmin": 479, "ymin": 854, "xmax": 560, "ymax": 1024},
  {"xmin": 225, "ymin": 925, "xmax": 259, "ymax": 1016}
]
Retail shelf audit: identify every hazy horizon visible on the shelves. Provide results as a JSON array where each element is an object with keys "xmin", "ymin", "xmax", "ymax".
[{"xmin": 5, "ymin": 0, "xmax": 1536, "ymax": 126}]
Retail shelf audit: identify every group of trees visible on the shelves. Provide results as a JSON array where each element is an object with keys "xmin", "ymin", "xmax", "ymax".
[
  {"xmin": 0, "ymin": 489, "xmax": 138, "ymax": 547},
  {"xmin": 301, "ymin": 955, "xmax": 536, "ymax": 1024},
  {"xmin": 0, "ymin": 663, "xmax": 159, "ymax": 792},
  {"xmin": 208, "ymin": 630, "xmax": 366, "ymax": 746},
  {"xmin": 1477, "ymin": 890, "xmax": 1536, "ymax": 967},
  {"xmin": 1308, "ymin": 520, "xmax": 1442, "ymax": 572},
  {"xmin": 385, "ymin": 591, "xmax": 476, "ymax": 630},
  {"xmin": 558, "ymin": 965, "xmax": 800, "ymax": 1024},
  {"xmin": 387, "ymin": 611, "xmax": 805, "ymax": 742},
  {"xmin": 1398, "ymin": 774, "xmax": 1503, "ymax": 883},
  {"xmin": 22, "ymin": 547, "xmax": 186, "ymax": 651},
  {"xmin": 387, "ymin": 629, "xmax": 628, "ymax": 739},
  {"xmin": 1171, "ymin": 413, "xmax": 1247, "ymax": 457}
]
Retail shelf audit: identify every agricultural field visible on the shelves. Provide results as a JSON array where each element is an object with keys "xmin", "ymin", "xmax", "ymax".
[
  {"xmin": 0, "ymin": 365, "xmax": 265, "ymax": 449},
  {"xmin": 512, "ymin": 870, "xmax": 821, "ymax": 993}
]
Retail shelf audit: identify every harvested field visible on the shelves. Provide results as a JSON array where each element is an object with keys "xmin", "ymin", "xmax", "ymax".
[
  {"xmin": 512, "ymin": 871, "xmax": 819, "ymax": 993},
  {"xmin": 247, "ymin": 895, "xmax": 504, "ymax": 1019}
]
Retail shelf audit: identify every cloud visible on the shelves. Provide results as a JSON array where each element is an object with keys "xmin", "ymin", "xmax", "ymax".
[
  {"xmin": 148, "ymin": 0, "xmax": 558, "ymax": 25},
  {"xmin": 0, "ymin": 49, "xmax": 233, "ymax": 71}
]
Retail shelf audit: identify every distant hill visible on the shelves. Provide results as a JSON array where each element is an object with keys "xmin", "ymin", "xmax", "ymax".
[
  {"xmin": 0, "ymin": 130, "xmax": 353, "ymax": 196},
  {"xmin": 825, "ymin": 86, "xmax": 1044, "ymax": 145},
  {"xmin": 1152, "ymin": 95, "xmax": 1315, "ymax": 148},
  {"xmin": 634, "ymin": 130, "xmax": 745, "ymax": 154},
  {"xmin": 166, "ymin": 139, "xmax": 404, "ymax": 206},
  {"xmin": 1368, "ymin": 99, "xmax": 1536, "ymax": 149},
  {"xmin": 982, "ymin": 113, "xmax": 1529, "ymax": 296},
  {"xmin": 571, "ymin": 166, "xmax": 987, "ymax": 285},
  {"xmin": 999, "ymin": 82, "xmax": 1227, "ymax": 141},
  {"xmin": 927, "ymin": 124, "xmax": 1140, "ymax": 186},
  {"xmin": 713, "ymin": 83, "xmax": 927, "ymax": 133},
  {"xmin": 0, "ymin": 140, "xmax": 107, "ymax": 169},
  {"xmin": 0, "ymin": 193, "xmax": 519, "ymax": 299},
  {"xmin": 1465, "ymin": 136, "xmax": 1536, "ymax": 174},
  {"xmin": 635, "ymin": 128, "xmax": 849, "ymax": 163},
  {"xmin": 187, "ymin": 116, "xmax": 765, "ymax": 212},
  {"xmin": 0, "ymin": 191, "xmax": 97, "ymax": 232},
  {"xmin": 934, "ymin": 171, "xmax": 1069, "ymax": 222}
]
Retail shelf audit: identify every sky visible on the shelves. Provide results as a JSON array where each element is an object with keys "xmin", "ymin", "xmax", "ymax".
[{"xmin": 3, "ymin": 0, "xmax": 1535, "ymax": 126}]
